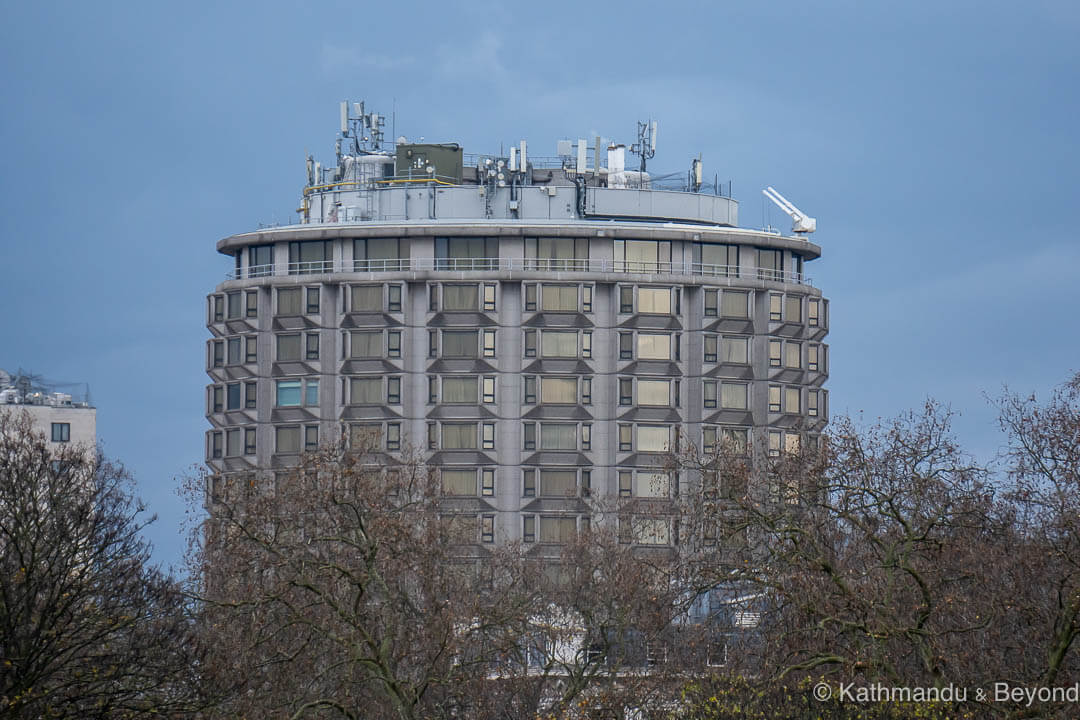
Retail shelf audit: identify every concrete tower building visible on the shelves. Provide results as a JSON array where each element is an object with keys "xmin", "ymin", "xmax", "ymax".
[{"xmin": 205, "ymin": 102, "xmax": 828, "ymax": 551}]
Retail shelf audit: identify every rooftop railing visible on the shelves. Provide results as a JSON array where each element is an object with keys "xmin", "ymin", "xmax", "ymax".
[{"xmin": 227, "ymin": 259, "xmax": 812, "ymax": 286}]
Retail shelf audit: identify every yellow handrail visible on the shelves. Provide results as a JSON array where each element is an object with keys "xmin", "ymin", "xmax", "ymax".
[{"xmin": 303, "ymin": 177, "xmax": 458, "ymax": 195}]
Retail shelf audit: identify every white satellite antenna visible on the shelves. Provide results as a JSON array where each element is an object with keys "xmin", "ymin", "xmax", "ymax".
[{"xmin": 762, "ymin": 186, "xmax": 816, "ymax": 234}]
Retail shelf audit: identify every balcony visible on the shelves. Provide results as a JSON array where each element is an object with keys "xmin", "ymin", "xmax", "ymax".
[{"xmin": 226, "ymin": 258, "xmax": 813, "ymax": 287}]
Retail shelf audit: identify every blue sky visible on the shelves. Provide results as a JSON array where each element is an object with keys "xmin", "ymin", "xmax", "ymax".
[{"xmin": 2, "ymin": 1, "xmax": 1077, "ymax": 569}]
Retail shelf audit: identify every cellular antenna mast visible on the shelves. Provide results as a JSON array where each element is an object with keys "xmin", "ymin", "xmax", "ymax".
[
  {"xmin": 630, "ymin": 119, "xmax": 657, "ymax": 173},
  {"xmin": 762, "ymin": 186, "xmax": 817, "ymax": 234}
]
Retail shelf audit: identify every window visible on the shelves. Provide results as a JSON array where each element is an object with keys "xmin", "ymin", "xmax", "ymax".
[
  {"xmin": 443, "ymin": 469, "xmax": 476, "ymax": 496},
  {"xmin": 638, "ymin": 425, "xmax": 671, "ymax": 452},
  {"xmin": 444, "ymin": 284, "xmax": 479, "ymax": 310},
  {"xmin": 619, "ymin": 286, "xmax": 634, "ymax": 313},
  {"xmin": 639, "ymin": 287, "xmax": 671, "ymax": 314},
  {"xmin": 245, "ymin": 381, "xmax": 257, "ymax": 409},
  {"xmin": 540, "ymin": 424, "xmax": 576, "ymax": 451},
  {"xmin": 619, "ymin": 424, "xmax": 632, "ymax": 452},
  {"xmin": 428, "ymin": 377, "xmax": 438, "ymax": 404},
  {"xmin": 210, "ymin": 386, "xmax": 223, "ymax": 413},
  {"xmin": 619, "ymin": 333, "xmax": 632, "ymax": 360},
  {"xmin": 808, "ymin": 344, "xmax": 820, "ymax": 372},
  {"xmin": 211, "ymin": 341, "xmax": 224, "ymax": 368},
  {"xmin": 638, "ymin": 379, "xmax": 670, "ymax": 406},
  {"xmin": 769, "ymin": 294, "xmax": 783, "ymax": 322},
  {"xmin": 619, "ymin": 471, "xmax": 633, "ymax": 497},
  {"xmin": 523, "ymin": 375, "xmax": 537, "ymax": 404},
  {"xmin": 722, "ymin": 336, "xmax": 749, "ymax": 364},
  {"xmin": 704, "ymin": 289, "xmax": 718, "ymax": 316},
  {"xmin": 483, "ymin": 329, "xmax": 496, "ymax": 358},
  {"xmin": 276, "ymin": 426, "xmax": 300, "ymax": 454},
  {"xmin": 210, "ymin": 431, "xmax": 222, "ymax": 458},
  {"xmin": 768, "ymin": 385, "xmax": 781, "ymax": 413},
  {"xmin": 244, "ymin": 428, "xmax": 256, "ymax": 455},
  {"xmin": 758, "ymin": 249, "xmax": 782, "ymax": 281},
  {"xmin": 427, "ymin": 423, "xmax": 437, "ymax": 449},
  {"xmin": 245, "ymin": 291, "xmax": 258, "ymax": 318},
  {"xmin": 540, "ymin": 516, "xmax": 577, "ymax": 543},
  {"xmin": 541, "ymin": 377, "xmax": 576, "ymax": 404},
  {"xmin": 523, "ymin": 468, "xmax": 536, "ymax": 496},
  {"xmin": 704, "ymin": 335, "xmax": 718, "ymax": 363},
  {"xmin": 542, "ymin": 284, "xmax": 577, "ymax": 312},
  {"xmin": 541, "ymin": 331, "xmax": 577, "ymax": 358},
  {"xmin": 582, "ymin": 331, "xmax": 592, "ymax": 358},
  {"xmin": 227, "ymin": 383, "xmax": 241, "ymax": 410},
  {"xmin": 350, "ymin": 331, "xmax": 383, "ymax": 358},
  {"xmin": 248, "ymin": 244, "xmax": 273, "ymax": 277},
  {"xmin": 388, "ymin": 330, "xmax": 401, "ymax": 358},
  {"xmin": 387, "ymin": 284, "xmax": 402, "ymax": 312},
  {"xmin": 306, "ymin": 287, "xmax": 320, "ymax": 314},
  {"xmin": 524, "ymin": 283, "xmax": 537, "ymax": 311},
  {"xmin": 428, "ymin": 285, "xmax": 439, "ymax": 311},
  {"xmin": 808, "ymin": 298, "xmax": 821, "ymax": 327},
  {"xmin": 540, "ymin": 470, "xmax": 577, "ymax": 497},
  {"xmin": 637, "ymin": 333, "xmax": 670, "ymax": 360},
  {"xmin": 720, "ymin": 290, "xmax": 748, "ymax": 318},
  {"xmin": 614, "ymin": 238, "xmax": 671, "ymax": 272},
  {"xmin": 351, "ymin": 285, "xmax": 382, "ymax": 312},
  {"xmin": 483, "ymin": 283, "xmax": 497, "ymax": 311},
  {"xmin": 582, "ymin": 286, "xmax": 593, "ymax": 312},
  {"xmin": 304, "ymin": 425, "xmax": 319, "ymax": 452},
  {"xmin": 382, "ymin": 377, "xmax": 399, "ymax": 405},
  {"xmin": 481, "ymin": 468, "xmax": 495, "ymax": 497},
  {"xmin": 350, "ymin": 377, "xmax": 382, "ymax": 405},
  {"xmin": 245, "ymin": 336, "xmax": 258, "ymax": 363},
  {"xmin": 636, "ymin": 472, "xmax": 670, "ymax": 498},
  {"xmin": 785, "ymin": 296, "xmax": 802, "ymax": 322},
  {"xmin": 277, "ymin": 334, "xmax": 301, "ymax": 361},
  {"xmin": 581, "ymin": 377, "xmax": 592, "ymax": 404},
  {"xmin": 225, "ymin": 428, "xmax": 241, "ymax": 457},
  {"xmin": 481, "ymin": 516, "xmax": 495, "ymax": 544},
  {"xmin": 277, "ymin": 288, "xmax": 302, "ymax": 316},
  {"xmin": 226, "ymin": 292, "xmax": 242, "ymax": 320},
  {"xmin": 435, "ymin": 236, "xmax": 497, "ymax": 270},
  {"xmin": 523, "ymin": 515, "xmax": 536, "ymax": 542},
  {"xmin": 211, "ymin": 295, "xmax": 223, "ymax": 322},
  {"xmin": 51, "ymin": 423, "xmax": 70, "ymax": 442},
  {"xmin": 633, "ymin": 517, "xmax": 670, "ymax": 545},
  {"xmin": 481, "ymin": 422, "xmax": 495, "ymax": 450},
  {"xmin": 442, "ymin": 423, "xmax": 477, "ymax": 450},
  {"xmin": 387, "ymin": 423, "xmax": 401, "ymax": 450},
  {"xmin": 442, "ymin": 376, "xmax": 478, "ymax": 404},
  {"xmin": 582, "ymin": 424, "xmax": 591, "ymax": 450},
  {"xmin": 696, "ymin": 242, "xmax": 739, "ymax": 276},
  {"xmin": 353, "ymin": 237, "xmax": 403, "ymax": 271},
  {"xmin": 351, "ymin": 424, "xmax": 382, "ymax": 449},
  {"xmin": 769, "ymin": 339, "xmax": 782, "ymax": 368},
  {"xmin": 443, "ymin": 331, "xmax": 478, "ymax": 358},
  {"xmin": 785, "ymin": 342, "xmax": 802, "ymax": 369},
  {"xmin": 721, "ymin": 383, "xmax": 748, "ymax": 410},
  {"xmin": 525, "ymin": 236, "xmax": 589, "ymax": 270},
  {"xmin": 785, "ymin": 387, "xmax": 801, "ymax": 414},
  {"xmin": 303, "ymin": 333, "xmax": 318, "ymax": 361},
  {"xmin": 619, "ymin": 378, "xmax": 633, "ymax": 406},
  {"xmin": 482, "ymin": 376, "xmax": 496, "ymax": 404},
  {"xmin": 704, "ymin": 426, "xmax": 749, "ymax": 456},
  {"xmin": 276, "ymin": 378, "xmax": 319, "ymax": 407},
  {"xmin": 289, "ymin": 240, "xmax": 331, "ymax": 274},
  {"xmin": 227, "ymin": 338, "xmax": 241, "ymax": 365},
  {"xmin": 704, "ymin": 380, "xmax": 718, "ymax": 408},
  {"xmin": 808, "ymin": 390, "xmax": 819, "ymax": 417}
]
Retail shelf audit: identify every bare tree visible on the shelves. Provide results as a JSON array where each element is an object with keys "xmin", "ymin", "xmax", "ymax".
[{"xmin": 0, "ymin": 410, "xmax": 202, "ymax": 719}]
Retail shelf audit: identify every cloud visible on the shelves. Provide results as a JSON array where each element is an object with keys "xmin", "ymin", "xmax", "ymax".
[{"xmin": 320, "ymin": 44, "xmax": 414, "ymax": 73}]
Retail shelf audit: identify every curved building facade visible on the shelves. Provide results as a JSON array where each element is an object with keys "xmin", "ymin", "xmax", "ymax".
[{"xmin": 205, "ymin": 112, "xmax": 829, "ymax": 551}]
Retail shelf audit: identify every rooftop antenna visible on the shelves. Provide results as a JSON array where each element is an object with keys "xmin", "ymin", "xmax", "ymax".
[
  {"xmin": 630, "ymin": 119, "xmax": 657, "ymax": 173},
  {"xmin": 762, "ymin": 186, "xmax": 817, "ymax": 234}
]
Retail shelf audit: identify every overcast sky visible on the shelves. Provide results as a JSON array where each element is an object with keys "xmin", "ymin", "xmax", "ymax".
[{"xmin": 2, "ymin": 1, "xmax": 1077, "ymax": 569}]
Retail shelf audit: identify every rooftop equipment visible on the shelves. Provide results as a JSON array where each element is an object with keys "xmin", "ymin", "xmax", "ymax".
[{"xmin": 762, "ymin": 186, "xmax": 817, "ymax": 234}]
